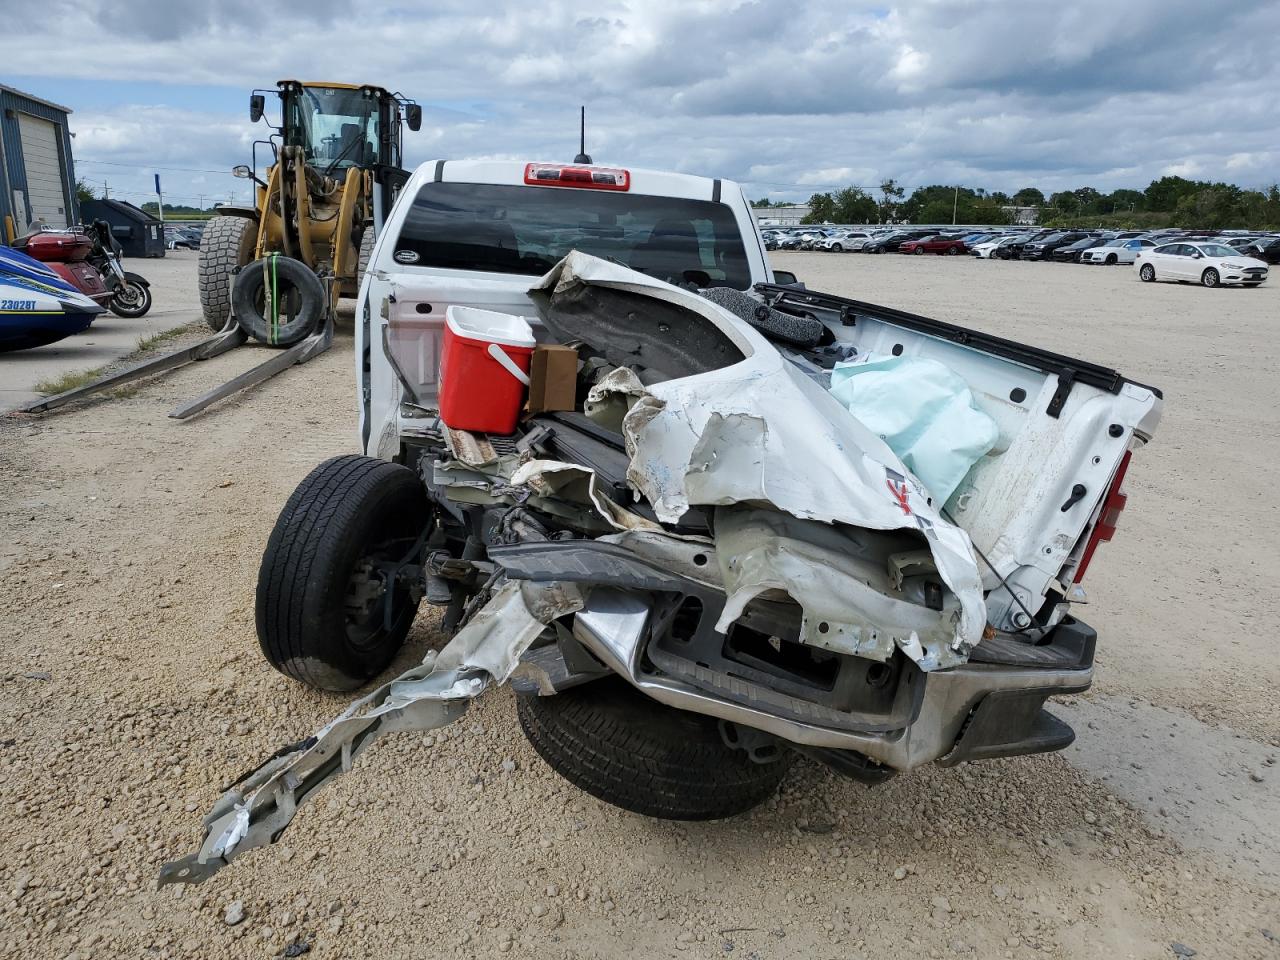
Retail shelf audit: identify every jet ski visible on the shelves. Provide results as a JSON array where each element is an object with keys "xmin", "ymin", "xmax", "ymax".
[{"xmin": 0, "ymin": 244, "xmax": 105, "ymax": 352}]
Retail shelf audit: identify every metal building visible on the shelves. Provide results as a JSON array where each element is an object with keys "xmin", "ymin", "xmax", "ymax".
[{"xmin": 1, "ymin": 85, "xmax": 78, "ymax": 242}]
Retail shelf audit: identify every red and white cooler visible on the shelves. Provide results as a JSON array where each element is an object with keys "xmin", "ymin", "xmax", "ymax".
[{"xmin": 438, "ymin": 306, "xmax": 536, "ymax": 434}]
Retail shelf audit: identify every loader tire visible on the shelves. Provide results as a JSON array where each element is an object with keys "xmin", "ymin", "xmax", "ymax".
[
  {"xmin": 516, "ymin": 678, "xmax": 794, "ymax": 820},
  {"xmin": 256, "ymin": 455, "xmax": 429, "ymax": 692},
  {"xmin": 233, "ymin": 255, "xmax": 326, "ymax": 347},
  {"xmin": 198, "ymin": 215, "xmax": 256, "ymax": 331},
  {"xmin": 357, "ymin": 226, "xmax": 375, "ymax": 286}
]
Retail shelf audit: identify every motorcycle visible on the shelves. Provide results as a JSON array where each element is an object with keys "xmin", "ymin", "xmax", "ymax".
[{"xmin": 12, "ymin": 220, "xmax": 152, "ymax": 318}]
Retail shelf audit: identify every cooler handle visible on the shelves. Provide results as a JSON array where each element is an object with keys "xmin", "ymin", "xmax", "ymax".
[{"xmin": 486, "ymin": 343, "xmax": 531, "ymax": 386}]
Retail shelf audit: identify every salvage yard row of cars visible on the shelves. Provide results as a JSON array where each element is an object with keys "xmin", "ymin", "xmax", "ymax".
[{"xmin": 763, "ymin": 225, "xmax": 1275, "ymax": 287}]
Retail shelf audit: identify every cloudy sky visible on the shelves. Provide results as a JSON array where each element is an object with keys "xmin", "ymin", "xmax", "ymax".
[{"xmin": 6, "ymin": 0, "xmax": 1279, "ymax": 209}]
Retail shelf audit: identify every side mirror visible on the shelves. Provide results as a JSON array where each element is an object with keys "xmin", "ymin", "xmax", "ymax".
[
  {"xmin": 231, "ymin": 164, "xmax": 252, "ymax": 179},
  {"xmin": 249, "ymin": 94, "xmax": 265, "ymax": 124},
  {"xmin": 405, "ymin": 104, "xmax": 422, "ymax": 132},
  {"xmin": 772, "ymin": 270, "xmax": 804, "ymax": 288},
  {"xmin": 1192, "ymin": 252, "xmax": 1202, "ymax": 259}
]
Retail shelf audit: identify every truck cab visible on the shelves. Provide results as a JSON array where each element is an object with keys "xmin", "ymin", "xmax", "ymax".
[{"xmin": 356, "ymin": 159, "xmax": 777, "ymax": 460}]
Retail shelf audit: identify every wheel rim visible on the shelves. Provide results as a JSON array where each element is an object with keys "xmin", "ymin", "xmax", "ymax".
[
  {"xmin": 1203, "ymin": 270, "xmax": 1218, "ymax": 287},
  {"xmin": 1141, "ymin": 266, "xmax": 1154, "ymax": 280},
  {"xmin": 342, "ymin": 534, "xmax": 421, "ymax": 651}
]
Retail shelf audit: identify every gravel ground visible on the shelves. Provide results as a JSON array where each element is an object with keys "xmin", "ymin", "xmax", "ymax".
[{"xmin": 1, "ymin": 252, "xmax": 1277, "ymax": 959}]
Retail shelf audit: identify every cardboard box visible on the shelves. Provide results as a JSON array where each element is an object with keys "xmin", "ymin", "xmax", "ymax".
[{"xmin": 526, "ymin": 344, "xmax": 579, "ymax": 414}]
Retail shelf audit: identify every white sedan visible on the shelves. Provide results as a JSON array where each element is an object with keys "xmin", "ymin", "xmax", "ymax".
[
  {"xmin": 1135, "ymin": 242, "xmax": 1268, "ymax": 288},
  {"xmin": 1080, "ymin": 237, "xmax": 1157, "ymax": 265}
]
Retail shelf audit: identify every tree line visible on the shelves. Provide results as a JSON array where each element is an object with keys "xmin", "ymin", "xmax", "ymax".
[{"xmin": 755, "ymin": 176, "xmax": 1280, "ymax": 229}]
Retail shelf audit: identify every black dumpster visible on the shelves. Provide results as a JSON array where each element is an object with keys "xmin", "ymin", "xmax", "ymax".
[{"xmin": 79, "ymin": 199, "xmax": 166, "ymax": 258}]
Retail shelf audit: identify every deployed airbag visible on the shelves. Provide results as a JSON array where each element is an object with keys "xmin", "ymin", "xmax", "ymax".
[{"xmin": 829, "ymin": 355, "xmax": 999, "ymax": 503}]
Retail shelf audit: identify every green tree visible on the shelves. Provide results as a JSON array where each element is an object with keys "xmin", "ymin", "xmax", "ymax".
[
  {"xmin": 878, "ymin": 178, "xmax": 905, "ymax": 222},
  {"xmin": 1144, "ymin": 175, "xmax": 1200, "ymax": 212},
  {"xmin": 1012, "ymin": 187, "xmax": 1045, "ymax": 206},
  {"xmin": 803, "ymin": 192, "xmax": 837, "ymax": 224},
  {"xmin": 1073, "ymin": 187, "xmax": 1103, "ymax": 215},
  {"xmin": 1172, "ymin": 184, "xmax": 1247, "ymax": 229},
  {"xmin": 1107, "ymin": 189, "xmax": 1145, "ymax": 214},
  {"xmin": 75, "ymin": 177, "xmax": 97, "ymax": 204},
  {"xmin": 1049, "ymin": 191, "xmax": 1079, "ymax": 215},
  {"xmin": 832, "ymin": 186, "xmax": 877, "ymax": 223}
]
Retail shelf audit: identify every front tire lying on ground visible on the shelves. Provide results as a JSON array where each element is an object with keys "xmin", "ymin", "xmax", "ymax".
[
  {"xmin": 517, "ymin": 677, "xmax": 794, "ymax": 820},
  {"xmin": 256, "ymin": 455, "xmax": 428, "ymax": 692}
]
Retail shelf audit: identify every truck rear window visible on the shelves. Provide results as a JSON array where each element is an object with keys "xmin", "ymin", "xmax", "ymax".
[{"xmin": 392, "ymin": 181, "xmax": 753, "ymax": 288}]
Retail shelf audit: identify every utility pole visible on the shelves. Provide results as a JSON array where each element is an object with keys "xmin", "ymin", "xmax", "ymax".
[
  {"xmin": 102, "ymin": 179, "xmax": 110, "ymax": 199},
  {"xmin": 952, "ymin": 186, "xmax": 959, "ymax": 225}
]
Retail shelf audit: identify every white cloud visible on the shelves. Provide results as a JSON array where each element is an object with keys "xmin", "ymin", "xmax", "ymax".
[{"xmin": 7, "ymin": 0, "xmax": 1278, "ymax": 207}]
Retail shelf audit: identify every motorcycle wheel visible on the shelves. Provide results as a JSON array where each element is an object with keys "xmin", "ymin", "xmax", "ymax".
[{"xmin": 109, "ymin": 274, "xmax": 152, "ymax": 318}]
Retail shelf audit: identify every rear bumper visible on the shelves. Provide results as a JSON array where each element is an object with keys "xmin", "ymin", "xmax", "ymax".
[{"xmin": 561, "ymin": 588, "xmax": 1095, "ymax": 772}]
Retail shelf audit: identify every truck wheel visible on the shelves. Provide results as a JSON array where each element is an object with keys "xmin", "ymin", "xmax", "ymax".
[
  {"xmin": 256, "ymin": 455, "xmax": 429, "ymax": 692},
  {"xmin": 357, "ymin": 227, "xmax": 375, "ymax": 287},
  {"xmin": 233, "ymin": 255, "xmax": 326, "ymax": 346},
  {"xmin": 516, "ymin": 677, "xmax": 794, "ymax": 820},
  {"xmin": 198, "ymin": 216, "xmax": 256, "ymax": 331}
]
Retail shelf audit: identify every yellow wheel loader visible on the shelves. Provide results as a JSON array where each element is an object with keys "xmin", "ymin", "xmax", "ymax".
[
  {"xmin": 22, "ymin": 81, "xmax": 421, "ymax": 420},
  {"xmin": 198, "ymin": 80, "xmax": 422, "ymax": 344}
]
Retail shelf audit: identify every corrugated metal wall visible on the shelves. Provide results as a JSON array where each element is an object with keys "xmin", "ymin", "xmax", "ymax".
[{"xmin": 1, "ymin": 88, "xmax": 77, "ymax": 242}]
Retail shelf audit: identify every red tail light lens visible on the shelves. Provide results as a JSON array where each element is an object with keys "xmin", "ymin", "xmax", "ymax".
[
  {"xmin": 1073, "ymin": 450, "xmax": 1132, "ymax": 583},
  {"xmin": 524, "ymin": 163, "xmax": 630, "ymax": 191}
]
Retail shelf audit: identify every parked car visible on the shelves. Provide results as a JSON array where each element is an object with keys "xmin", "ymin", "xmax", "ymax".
[
  {"xmin": 998, "ymin": 231, "xmax": 1055, "ymax": 260},
  {"xmin": 1136, "ymin": 242, "xmax": 1268, "ymax": 287},
  {"xmin": 1050, "ymin": 235, "xmax": 1106, "ymax": 263},
  {"xmin": 899, "ymin": 234, "xmax": 969, "ymax": 256},
  {"xmin": 863, "ymin": 230, "xmax": 932, "ymax": 254},
  {"xmin": 1245, "ymin": 237, "xmax": 1280, "ymax": 264},
  {"xmin": 816, "ymin": 231, "xmax": 873, "ymax": 252},
  {"xmin": 1022, "ymin": 231, "xmax": 1091, "ymax": 261},
  {"xmin": 972, "ymin": 235, "xmax": 1021, "ymax": 259},
  {"xmin": 165, "ymin": 228, "xmax": 201, "ymax": 250},
  {"xmin": 1080, "ymin": 238, "xmax": 1158, "ymax": 265}
]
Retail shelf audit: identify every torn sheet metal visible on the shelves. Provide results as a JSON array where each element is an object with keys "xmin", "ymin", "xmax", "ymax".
[
  {"xmin": 528, "ymin": 254, "xmax": 987, "ymax": 665},
  {"xmin": 157, "ymin": 579, "xmax": 583, "ymax": 886},
  {"xmin": 713, "ymin": 507, "xmax": 967, "ymax": 670},
  {"xmin": 509, "ymin": 460, "xmax": 663, "ymax": 533}
]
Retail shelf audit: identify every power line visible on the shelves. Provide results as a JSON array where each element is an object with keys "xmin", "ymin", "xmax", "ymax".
[{"xmin": 77, "ymin": 158, "xmax": 236, "ymax": 175}]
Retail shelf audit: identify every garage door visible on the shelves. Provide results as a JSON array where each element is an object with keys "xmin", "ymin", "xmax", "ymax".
[{"xmin": 18, "ymin": 114, "xmax": 68, "ymax": 228}]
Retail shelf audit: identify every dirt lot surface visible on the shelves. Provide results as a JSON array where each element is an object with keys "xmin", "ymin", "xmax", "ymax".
[{"xmin": 2, "ymin": 252, "xmax": 1277, "ymax": 959}]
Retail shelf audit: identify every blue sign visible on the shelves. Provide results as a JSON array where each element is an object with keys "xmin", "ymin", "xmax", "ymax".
[{"xmin": 154, "ymin": 174, "xmax": 162, "ymax": 195}]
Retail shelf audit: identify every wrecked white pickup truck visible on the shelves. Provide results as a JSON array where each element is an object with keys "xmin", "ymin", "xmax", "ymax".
[{"xmin": 159, "ymin": 162, "xmax": 1161, "ymax": 885}]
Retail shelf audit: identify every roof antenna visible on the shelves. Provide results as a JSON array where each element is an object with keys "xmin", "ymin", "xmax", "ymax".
[{"xmin": 573, "ymin": 106, "xmax": 592, "ymax": 165}]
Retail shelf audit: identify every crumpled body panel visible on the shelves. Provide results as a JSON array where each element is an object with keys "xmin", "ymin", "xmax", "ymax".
[{"xmin": 530, "ymin": 253, "xmax": 987, "ymax": 667}]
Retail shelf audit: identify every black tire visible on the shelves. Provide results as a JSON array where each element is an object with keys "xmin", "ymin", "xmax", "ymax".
[
  {"xmin": 198, "ymin": 216, "xmax": 256, "ymax": 331},
  {"xmin": 831, "ymin": 243, "xmax": 843, "ymax": 252},
  {"xmin": 1105, "ymin": 254, "xmax": 1118, "ymax": 265},
  {"xmin": 946, "ymin": 245, "xmax": 959, "ymax": 255},
  {"xmin": 1139, "ymin": 264, "xmax": 1156, "ymax": 282},
  {"xmin": 913, "ymin": 246, "xmax": 925, "ymax": 255},
  {"xmin": 233, "ymin": 255, "xmax": 326, "ymax": 347},
  {"xmin": 1200, "ymin": 268, "xmax": 1219, "ymax": 288},
  {"xmin": 357, "ymin": 226, "xmax": 375, "ymax": 286},
  {"xmin": 517, "ymin": 677, "xmax": 794, "ymax": 820},
  {"xmin": 256, "ymin": 455, "xmax": 428, "ymax": 692},
  {"xmin": 108, "ymin": 273, "xmax": 152, "ymax": 318}
]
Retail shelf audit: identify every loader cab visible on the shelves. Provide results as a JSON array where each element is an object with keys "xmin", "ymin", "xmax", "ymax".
[{"xmin": 259, "ymin": 81, "xmax": 422, "ymax": 173}]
